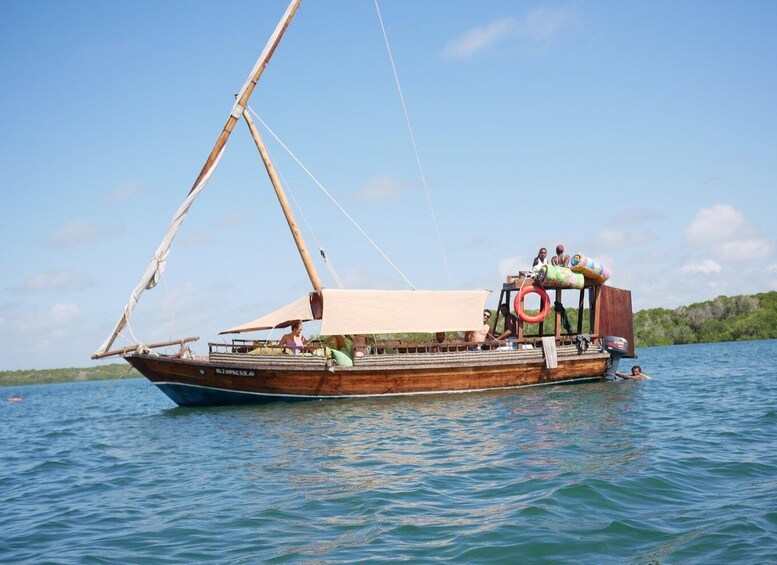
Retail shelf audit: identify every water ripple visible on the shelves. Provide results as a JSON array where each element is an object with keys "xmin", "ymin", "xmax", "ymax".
[{"xmin": 2, "ymin": 340, "xmax": 776, "ymax": 562}]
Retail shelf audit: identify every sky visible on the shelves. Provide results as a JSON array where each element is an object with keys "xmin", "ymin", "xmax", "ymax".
[{"xmin": 1, "ymin": 0, "xmax": 776, "ymax": 370}]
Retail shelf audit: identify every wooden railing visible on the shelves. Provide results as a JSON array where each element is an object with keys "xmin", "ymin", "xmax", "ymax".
[
  {"xmin": 208, "ymin": 334, "xmax": 600, "ymax": 358},
  {"xmin": 91, "ymin": 336, "xmax": 199, "ymax": 360}
]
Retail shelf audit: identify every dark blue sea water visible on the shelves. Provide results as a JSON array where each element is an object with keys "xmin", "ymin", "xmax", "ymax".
[{"xmin": 2, "ymin": 340, "xmax": 776, "ymax": 563}]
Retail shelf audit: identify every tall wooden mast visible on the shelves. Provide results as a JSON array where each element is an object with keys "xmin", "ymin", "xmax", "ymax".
[
  {"xmin": 93, "ymin": 0, "xmax": 303, "ymax": 358},
  {"xmin": 243, "ymin": 110, "xmax": 324, "ymax": 291},
  {"xmin": 187, "ymin": 0, "xmax": 302, "ymax": 197}
]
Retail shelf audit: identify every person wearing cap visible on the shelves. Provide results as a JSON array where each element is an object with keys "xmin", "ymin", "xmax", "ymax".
[{"xmin": 551, "ymin": 244, "xmax": 570, "ymax": 267}]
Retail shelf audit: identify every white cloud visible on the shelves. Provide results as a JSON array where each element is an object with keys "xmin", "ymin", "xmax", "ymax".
[
  {"xmin": 50, "ymin": 303, "xmax": 79, "ymax": 324},
  {"xmin": 715, "ymin": 238, "xmax": 774, "ymax": 261},
  {"xmin": 178, "ymin": 212, "xmax": 249, "ymax": 247},
  {"xmin": 16, "ymin": 269, "xmax": 92, "ymax": 293},
  {"xmin": 340, "ymin": 267, "xmax": 403, "ymax": 289},
  {"xmin": 443, "ymin": 18, "xmax": 516, "ymax": 59},
  {"xmin": 628, "ymin": 249, "xmax": 669, "ymax": 265},
  {"xmin": 606, "ymin": 208, "xmax": 665, "ymax": 224},
  {"xmin": 355, "ymin": 176, "xmax": 412, "ymax": 202},
  {"xmin": 467, "ymin": 236, "xmax": 491, "ymax": 249},
  {"xmin": 498, "ymin": 256, "xmax": 528, "ymax": 279},
  {"xmin": 108, "ymin": 181, "xmax": 140, "ymax": 206},
  {"xmin": 206, "ymin": 281, "xmax": 235, "ymax": 293},
  {"xmin": 592, "ymin": 228, "xmax": 652, "ymax": 249},
  {"xmin": 685, "ymin": 204, "xmax": 775, "ymax": 262},
  {"xmin": 681, "ymin": 258, "xmax": 722, "ymax": 275},
  {"xmin": 178, "ymin": 231, "xmax": 213, "ymax": 246},
  {"xmin": 17, "ymin": 302, "xmax": 80, "ymax": 337},
  {"xmin": 178, "ymin": 211, "xmax": 249, "ymax": 247},
  {"xmin": 49, "ymin": 220, "xmax": 108, "ymax": 248},
  {"xmin": 685, "ymin": 204, "xmax": 745, "ymax": 245},
  {"xmin": 443, "ymin": 5, "xmax": 580, "ymax": 59},
  {"xmin": 214, "ymin": 211, "xmax": 249, "ymax": 228},
  {"xmin": 126, "ymin": 282, "xmax": 222, "ymax": 341},
  {"xmin": 521, "ymin": 5, "xmax": 581, "ymax": 42}
]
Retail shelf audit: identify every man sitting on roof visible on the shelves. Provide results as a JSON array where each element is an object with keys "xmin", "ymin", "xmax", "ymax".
[{"xmin": 551, "ymin": 244, "xmax": 570, "ymax": 267}]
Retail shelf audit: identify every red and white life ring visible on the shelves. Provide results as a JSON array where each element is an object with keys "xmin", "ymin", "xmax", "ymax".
[{"xmin": 514, "ymin": 284, "xmax": 551, "ymax": 324}]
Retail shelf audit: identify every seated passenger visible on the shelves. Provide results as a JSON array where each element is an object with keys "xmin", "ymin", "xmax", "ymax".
[
  {"xmin": 551, "ymin": 244, "xmax": 570, "ymax": 267},
  {"xmin": 352, "ymin": 335, "xmax": 368, "ymax": 357},
  {"xmin": 279, "ymin": 320, "xmax": 308, "ymax": 354},
  {"xmin": 532, "ymin": 247, "xmax": 549, "ymax": 272},
  {"xmin": 432, "ymin": 331, "xmax": 447, "ymax": 352},
  {"xmin": 466, "ymin": 310, "xmax": 494, "ymax": 350},
  {"xmin": 495, "ymin": 304, "xmax": 519, "ymax": 344}
]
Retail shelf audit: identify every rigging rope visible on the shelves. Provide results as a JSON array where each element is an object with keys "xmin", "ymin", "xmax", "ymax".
[
  {"xmin": 373, "ymin": 0, "xmax": 453, "ymax": 288},
  {"xmin": 162, "ymin": 273, "xmax": 177, "ymax": 342},
  {"xmin": 94, "ymin": 145, "xmax": 227, "ymax": 356},
  {"xmin": 273, "ymin": 158, "xmax": 345, "ymax": 289},
  {"xmin": 125, "ymin": 312, "xmax": 142, "ymax": 347},
  {"xmin": 246, "ymin": 105, "xmax": 416, "ymax": 289}
]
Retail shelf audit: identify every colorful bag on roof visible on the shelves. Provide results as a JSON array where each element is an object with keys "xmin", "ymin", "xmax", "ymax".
[
  {"xmin": 536, "ymin": 265, "xmax": 585, "ymax": 289},
  {"xmin": 570, "ymin": 254, "xmax": 611, "ymax": 284}
]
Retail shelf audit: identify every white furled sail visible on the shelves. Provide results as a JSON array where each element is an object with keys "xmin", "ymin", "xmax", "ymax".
[{"xmin": 93, "ymin": 0, "xmax": 302, "ymax": 358}]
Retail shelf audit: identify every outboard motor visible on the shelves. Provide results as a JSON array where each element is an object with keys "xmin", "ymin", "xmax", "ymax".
[{"xmin": 601, "ymin": 336, "xmax": 628, "ymax": 380}]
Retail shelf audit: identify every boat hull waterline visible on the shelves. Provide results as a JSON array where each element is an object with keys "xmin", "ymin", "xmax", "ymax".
[{"xmin": 126, "ymin": 350, "xmax": 610, "ymax": 407}]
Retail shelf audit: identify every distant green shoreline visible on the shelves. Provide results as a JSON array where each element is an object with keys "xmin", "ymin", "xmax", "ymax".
[
  {"xmin": 0, "ymin": 364, "xmax": 141, "ymax": 388},
  {"xmin": 4, "ymin": 290, "xmax": 776, "ymax": 388}
]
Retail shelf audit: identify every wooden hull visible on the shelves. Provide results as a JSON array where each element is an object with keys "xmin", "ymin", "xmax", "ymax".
[{"xmin": 126, "ymin": 346, "xmax": 610, "ymax": 407}]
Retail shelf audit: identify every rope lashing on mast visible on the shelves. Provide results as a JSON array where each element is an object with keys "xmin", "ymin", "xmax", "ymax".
[
  {"xmin": 247, "ymin": 106, "xmax": 416, "ymax": 290},
  {"xmin": 373, "ymin": 0, "xmax": 453, "ymax": 289},
  {"xmin": 318, "ymin": 248, "xmax": 344, "ymax": 290}
]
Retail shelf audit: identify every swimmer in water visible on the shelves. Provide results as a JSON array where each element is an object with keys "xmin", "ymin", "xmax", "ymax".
[
  {"xmin": 7, "ymin": 396, "xmax": 23, "ymax": 402},
  {"xmin": 616, "ymin": 365, "xmax": 651, "ymax": 380}
]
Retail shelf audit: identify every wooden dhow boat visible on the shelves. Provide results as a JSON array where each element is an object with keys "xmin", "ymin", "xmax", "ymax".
[{"xmin": 93, "ymin": 1, "xmax": 635, "ymax": 407}]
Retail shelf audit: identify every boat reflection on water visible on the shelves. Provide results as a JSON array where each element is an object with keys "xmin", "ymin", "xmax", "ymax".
[{"xmin": 198, "ymin": 382, "xmax": 645, "ymax": 496}]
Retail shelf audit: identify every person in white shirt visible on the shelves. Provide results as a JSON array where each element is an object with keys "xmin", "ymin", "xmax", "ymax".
[{"xmin": 532, "ymin": 247, "xmax": 549, "ymax": 272}]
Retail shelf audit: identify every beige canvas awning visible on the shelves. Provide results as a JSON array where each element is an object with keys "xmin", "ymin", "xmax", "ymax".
[
  {"xmin": 318, "ymin": 289, "xmax": 489, "ymax": 335},
  {"xmin": 221, "ymin": 288, "xmax": 490, "ymax": 335},
  {"xmin": 220, "ymin": 293, "xmax": 314, "ymax": 334}
]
